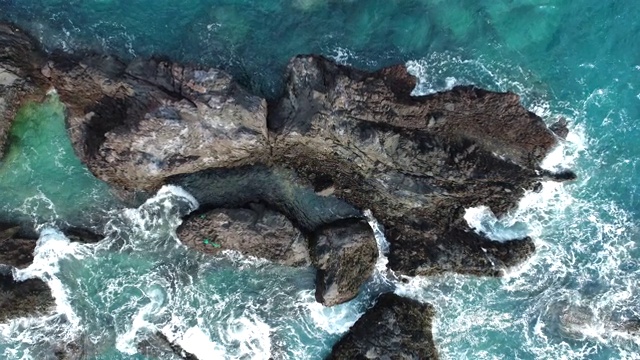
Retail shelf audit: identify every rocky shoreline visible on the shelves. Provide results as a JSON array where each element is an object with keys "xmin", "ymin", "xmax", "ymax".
[{"xmin": 0, "ymin": 21, "xmax": 575, "ymax": 359}]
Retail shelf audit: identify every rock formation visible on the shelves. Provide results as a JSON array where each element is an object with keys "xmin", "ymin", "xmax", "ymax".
[
  {"xmin": 0, "ymin": 224, "xmax": 36, "ymax": 268},
  {"xmin": 269, "ymin": 55, "xmax": 573, "ymax": 277},
  {"xmin": 328, "ymin": 292, "xmax": 438, "ymax": 359},
  {"xmin": 0, "ymin": 267, "xmax": 54, "ymax": 323},
  {"xmin": 311, "ymin": 219, "xmax": 377, "ymax": 306},
  {"xmin": 0, "ymin": 22, "xmax": 575, "ymax": 309},
  {"xmin": 177, "ymin": 205, "xmax": 311, "ymax": 267},
  {"xmin": 42, "ymin": 53, "xmax": 269, "ymax": 194}
]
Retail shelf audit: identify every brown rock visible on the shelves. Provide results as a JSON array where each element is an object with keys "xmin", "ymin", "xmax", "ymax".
[
  {"xmin": 328, "ymin": 293, "xmax": 438, "ymax": 360},
  {"xmin": 177, "ymin": 206, "xmax": 310, "ymax": 267},
  {"xmin": 0, "ymin": 269, "xmax": 54, "ymax": 323},
  {"xmin": 311, "ymin": 219, "xmax": 377, "ymax": 306},
  {"xmin": 0, "ymin": 23, "xmax": 46, "ymax": 159},
  {"xmin": 43, "ymin": 54, "xmax": 269, "ymax": 192}
]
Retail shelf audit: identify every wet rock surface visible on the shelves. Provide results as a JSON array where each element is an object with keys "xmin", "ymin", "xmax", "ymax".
[
  {"xmin": 328, "ymin": 292, "xmax": 438, "ymax": 360},
  {"xmin": 0, "ymin": 268, "xmax": 54, "ymax": 323},
  {"xmin": 42, "ymin": 53, "xmax": 269, "ymax": 193},
  {"xmin": 177, "ymin": 205, "xmax": 311, "ymax": 267},
  {"xmin": 311, "ymin": 219, "xmax": 378, "ymax": 306},
  {"xmin": 0, "ymin": 224, "xmax": 36, "ymax": 269}
]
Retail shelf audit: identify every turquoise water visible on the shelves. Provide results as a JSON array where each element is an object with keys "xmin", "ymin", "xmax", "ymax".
[{"xmin": 0, "ymin": 0, "xmax": 640, "ymax": 359}]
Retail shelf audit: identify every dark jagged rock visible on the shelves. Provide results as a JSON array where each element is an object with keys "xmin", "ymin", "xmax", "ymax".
[
  {"xmin": 177, "ymin": 205, "xmax": 311, "ymax": 267},
  {"xmin": 311, "ymin": 219, "xmax": 378, "ymax": 306},
  {"xmin": 0, "ymin": 225, "xmax": 36, "ymax": 269},
  {"xmin": 550, "ymin": 117, "xmax": 569, "ymax": 139},
  {"xmin": 269, "ymin": 55, "xmax": 574, "ymax": 276},
  {"xmin": 137, "ymin": 331, "xmax": 199, "ymax": 360},
  {"xmin": 328, "ymin": 293, "xmax": 438, "ymax": 360},
  {"xmin": 0, "ymin": 268, "xmax": 54, "ymax": 323}
]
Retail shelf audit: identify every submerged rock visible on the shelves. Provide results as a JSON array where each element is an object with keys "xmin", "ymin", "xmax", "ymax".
[
  {"xmin": 311, "ymin": 219, "xmax": 377, "ymax": 306},
  {"xmin": 550, "ymin": 117, "xmax": 569, "ymax": 139},
  {"xmin": 328, "ymin": 292, "xmax": 438, "ymax": 359},
  {"xmin": 0, "ymin": 268, "xmax": 54, "ymax": 323},
  {"xmin": 177, "ymin": 205, "xmax": 311, "ymax": 267}
]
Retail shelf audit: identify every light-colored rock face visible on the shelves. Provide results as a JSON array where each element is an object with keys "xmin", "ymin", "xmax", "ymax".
[
  {"xmin": 0, "ymin": 67, "xmax": 19, "ymax": 86},
  {"xmin": 42, "ymin": 56, "xmax": 269, "ymax": 192},
  {"xmin": 97, "ymin": 93, "xmax": 267, "ymax": 189}
]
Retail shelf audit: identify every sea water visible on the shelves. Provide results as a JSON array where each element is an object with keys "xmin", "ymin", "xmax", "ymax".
[{"xmin": 0, "ymin": 1, "xmax": 640, "ymax": 359}]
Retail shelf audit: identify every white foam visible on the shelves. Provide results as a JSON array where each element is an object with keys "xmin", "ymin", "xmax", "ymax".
[
  {"xmin": 301, "ymin": 290, "xmax": 359, "ymax": 335},
  {"xmin": 177, "ymin": 326, "xmax": 227, "ymax": 359},
  {"xmin": 363, "ymin": 209, "xmax": 390, "ymax": 276},
  {"xmin": 220, "ymin": 315, "xmax": 272, "ymax": 359},
  {"xmin": 13, "ymin": 228, "xmax": 88, "ymax": 328}
]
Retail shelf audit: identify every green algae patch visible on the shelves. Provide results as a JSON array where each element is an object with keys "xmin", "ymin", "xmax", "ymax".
[{"xmin": 0, "ymin": 93, "xmax": 117, "ymax": 223}]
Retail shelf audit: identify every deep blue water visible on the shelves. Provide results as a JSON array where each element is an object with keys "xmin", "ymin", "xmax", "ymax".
[{"xmin": 1, "ymin": 1, "xmax": 640, "ymax": 359}]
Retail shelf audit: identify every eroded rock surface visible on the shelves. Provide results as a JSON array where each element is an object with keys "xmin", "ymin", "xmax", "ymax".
[
  {"xmin": 177, "ymin": 206, "xmax": 310, "ymax": 267},
  {"xmin": 269, "ymin": 55, "xmax": 573, "ymax": 276},
  {"xmin": 328, "ymin": 293, "xmax": 438, "ymax": 360},
  {"xmin": 137, "ymin": 332, "xmax": 199, "ymax": 360},
  {"xmin": 312, "ymin": 219, "xmax": 377, "ymax": 306},
  {"xmin": 0, "ymin": 23, "xmax": 575, "ymax": 307}
]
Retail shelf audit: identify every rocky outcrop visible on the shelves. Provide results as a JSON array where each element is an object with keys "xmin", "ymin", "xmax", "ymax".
[
  {"xmin": 40, "ymin": 54, "xmax": 269, "ymax": 193},
  {"xmin": 312, "ymin": 219, "xmax": 377, "ymax": 306},
  {"xmin": 0, "ymin": 23, "xmax": 46, "ymax": 158},
  {"xmin": 177, "ymin": 205, "xmax": 311, "ymax": 267},
  {"xmin": 328, "ymin": 293, "xmax": 438, "ymax": 359},
  {"xmin": 0, "ymin": 268, "xmax": 54, "ymax": 323},
  {"xmin": 269, "ymin": 55, "xmax": 573, "ymax": 276},
  {"xmin": 0, "ymin": 22, "xmax": 575, "ymax": 306}
]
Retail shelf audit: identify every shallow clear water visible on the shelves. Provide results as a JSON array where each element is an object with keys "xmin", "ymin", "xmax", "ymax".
[{"xmin": 1, "ymin": 0, "xmax": 640, "ymax": 359}]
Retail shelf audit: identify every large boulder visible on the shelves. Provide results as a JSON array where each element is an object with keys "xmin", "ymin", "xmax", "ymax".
[
  {"xmin": 176, "ymin": 206, "xmax": 311, "ymax": 267},
  {"xmin": 328, "ymin": 293, "xmax": 438, "ymax": 359},
  {"xmin": 269, "ymin": 55, "xmax": 574, "ymax": 276},
  {"xmin": 311, "ymin": 219, "xmax": 377, "ymax": 306}
]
